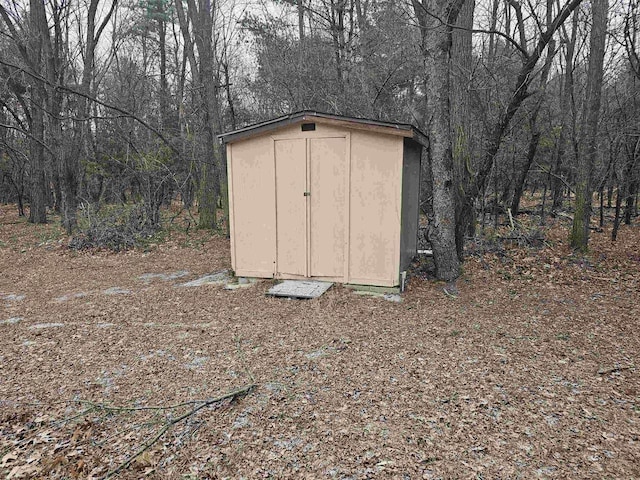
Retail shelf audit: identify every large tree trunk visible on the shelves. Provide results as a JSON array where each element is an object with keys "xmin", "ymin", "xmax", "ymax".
[
  {"xmin": 570, "ymin": 0, "xmax": 608, "ymax": 250},
  {"xmin": 451, "ymin": 0, "xmax": 475, "ymax": 260},
  {"xmin": 185, "ymin": 0, "xmax": 222, "ymax": 230},
  {"xmin": 27, "ymin": 0, "xmax": 47, "ymax": 224},
  {"xmin": 413, "ymin": 0, "xmax": 464, "ymax": 282}
]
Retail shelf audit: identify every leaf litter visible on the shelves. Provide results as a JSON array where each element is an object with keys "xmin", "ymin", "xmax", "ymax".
[{"xmin": 0, "ymin": 205, "xmax": 639, "ymax": 478}]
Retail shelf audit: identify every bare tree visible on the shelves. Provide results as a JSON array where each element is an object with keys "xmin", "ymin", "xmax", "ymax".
[
  {"xmin": 510, "ymin": 0, "xmax": 557, "ymax": 217},
  {"xmin": 175, "ymin": 0, "xmax": 223, "ymax": 230},
  {"xmin": 412, "ymin": 0, "xmax": 466, "ymax": 282},
  {"xmin": 624, "ymin": 0, "xmax": 640, "ymax": 79},
  {"xmin": 451, "ymin": 0, "xmax": 475, "ymax": 260},
  {"xmin": 570, "ymin": 0, "xmax": 608, "ymax": 250}
]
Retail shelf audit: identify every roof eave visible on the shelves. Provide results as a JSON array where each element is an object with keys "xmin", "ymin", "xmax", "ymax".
[{"xmin": 217, "ymin": 111, "xmax": 428, "ymax": 148}]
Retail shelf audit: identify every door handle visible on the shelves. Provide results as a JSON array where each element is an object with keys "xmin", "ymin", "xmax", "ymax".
[{"xmin": 303, "ymin": 192, "xmax": 311, "ymax": 197}]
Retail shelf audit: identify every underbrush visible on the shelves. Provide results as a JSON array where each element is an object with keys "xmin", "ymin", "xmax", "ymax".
[
  {"xmin": 68, "ymin": 203, "xmax": 161, "ymax": 252},
  {"xmin": 411, "ymin": 216, "xmax": 550, "ymax": 280},
  {"xmin": 466, "ymin": 216, "xmax": 548, "ymax": 257}
]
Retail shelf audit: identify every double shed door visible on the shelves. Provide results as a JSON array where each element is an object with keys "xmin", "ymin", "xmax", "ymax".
[{"xmin": 274, "ymin": 135, "xmax": 348, "ymax": 279}]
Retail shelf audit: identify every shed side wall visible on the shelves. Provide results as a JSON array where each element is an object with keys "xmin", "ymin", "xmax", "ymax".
[
  {"xmin": 348, "ymin": 131, "xmax": 403, "ymax": 286},
  {"xmin": 229, "ymin": 135, "xmax": 276, "ymax": 276},
  {"xmin": 400, "ymin": 139, "xmax": 422, "ymax": 273}
]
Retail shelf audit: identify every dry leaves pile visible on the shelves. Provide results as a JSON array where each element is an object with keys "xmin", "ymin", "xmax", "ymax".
[{"xmin": 1, "ymin": 205, "xmax": 639, "ymax": 479}]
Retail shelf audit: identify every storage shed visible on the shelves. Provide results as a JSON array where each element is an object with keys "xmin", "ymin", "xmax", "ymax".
[{"xmin": 218, "ymin": 111, "xmax": 427, "ymax": 288}]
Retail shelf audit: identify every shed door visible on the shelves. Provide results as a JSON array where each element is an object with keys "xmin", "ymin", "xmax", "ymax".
[
  {"xmin": 309, "ymin": 137, "xmax": 346, "ymax": 277},
  {"xmin": 275, "ymin": 139, "xmax": 307, "ymax": 276},
  {"xmin": 274, "ymin": 136, "xmax": 347, "ymax": 279}
]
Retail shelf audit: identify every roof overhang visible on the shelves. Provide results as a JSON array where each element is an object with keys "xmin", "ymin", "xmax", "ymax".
[{"xmin": 217, "ymin": 111, "xmax": 429, "ymax": 148}]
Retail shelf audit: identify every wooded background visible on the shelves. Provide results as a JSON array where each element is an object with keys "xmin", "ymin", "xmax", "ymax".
[{"xmin": 0, "ymin": 0, "xmax": 638, "ymax": 280}]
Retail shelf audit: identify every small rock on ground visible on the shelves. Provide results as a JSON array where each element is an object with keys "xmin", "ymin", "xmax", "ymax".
[
  {"xmin": 178, "ymin": 270, "xmax": 231, "ymax": 287},
  {"xmin": 225, "ymin": 277, "xmax": 260, "ymax": 290},
  {"xmin": 443, "ymin": 281, "xmax": 459, "ymax": 297}
]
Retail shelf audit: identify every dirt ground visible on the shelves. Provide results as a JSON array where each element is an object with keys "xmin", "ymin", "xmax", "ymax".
[{"xmin": 1, "ymin": 203, "xmax": 639, "ymax": 479}]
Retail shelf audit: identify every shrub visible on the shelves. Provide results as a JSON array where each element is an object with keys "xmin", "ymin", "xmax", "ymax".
[{"xmin": 69, "ymin": 203, "xmax": 160, "ymax": 251}]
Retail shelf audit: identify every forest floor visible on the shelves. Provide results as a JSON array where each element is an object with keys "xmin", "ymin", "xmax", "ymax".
[{"xmin": 0, "ymin": 202, "xmax": 639, "ymax": 479}]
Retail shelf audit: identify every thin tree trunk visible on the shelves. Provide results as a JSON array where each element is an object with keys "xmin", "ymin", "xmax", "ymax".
[
  {"xmin": 552, "ymin": 10, "xmax": 578, "ymax": 213},
  {"xmin": 612, "ymin": 184, "xmax": 623, "ymax": 240},
  {"xmin": 158, "ymin": 8, "xmax": 171, "ymax": 133},
  {"xmin": 511, "ymin": 118, "xmax": 541, "ymax": 216},
  {"xmin": 599, "ymin": 187, "xmax": 604, "ymax": 227},
  {"xmin": 62, "ymin": 0, "xmax": 117, "ymax": 233},
  {"xmin": 625, "ymin": 180, "xmax": 636, "ymax": 224},
  {"xmin": 570, "ymin": 0, "xmax": 608, "ymax": 250},
  {"xmin": 511, "ymin": 0, "xmax": 556, "ymax": 217},
  {"xmin": 298, "ymin": 0, "xmax": 305, "ymax": 40}
]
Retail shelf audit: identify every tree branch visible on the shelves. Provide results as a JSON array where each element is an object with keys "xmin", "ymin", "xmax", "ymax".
[
  {"xmin": 0, "ymin": 57, "xmax": 179, "ymax": 155},
  {"xmin": 94, "ymin": 0, "xmax": 119, "ymax": 44},
  {"xmin": 103, "ymin": 384, "xmax": 255, "ymax": 479},
  {"xmin": 0, "ymin": 122, "xmax": 57, "ymax": 158},
  {"xmin": 533, "ymin": 161, "xmax": 575, "ymax": 193},
  {"xmin": 411, "ymin": 1, "xmax": 530, "ymax": 58}
]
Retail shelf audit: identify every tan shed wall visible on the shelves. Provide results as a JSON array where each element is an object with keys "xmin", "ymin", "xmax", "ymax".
[
  {"xmin": 227, "ymin": 137, "xmax": 276, "ymax": 276},
  {"xmin": 347, "ymin": 131, "xmax": 403, "ymax": 286},
  {"xmin": 227, "ymin": 122, "xmax": 405, "ymax": 287}
]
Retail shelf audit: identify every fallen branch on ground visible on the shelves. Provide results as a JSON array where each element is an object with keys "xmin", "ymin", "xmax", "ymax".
[
  {"xmin": 103, "ymin": 384, "xmax": 255, "ymax": 479},
  {"xmin": 597, "ymin": 365, "xmax": 633, "ymax": 375}
]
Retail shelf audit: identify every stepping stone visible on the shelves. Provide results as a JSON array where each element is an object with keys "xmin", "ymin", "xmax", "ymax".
[
  {"xmin": 305, "ymin": 348, "xmax": 329, "ymax": 360},
  {"xmin": 353, "ymin": 291, "xmax": 402, "ymax": 303},
  {"xmin": 267, "ymin": 280, "xmax": 333, "ymax": 299},
  {"xmin": 184, "ymin": 356, "xmax": 209, "ymax": 370},
  {"xmin": 138, "ymin": 271, "xmax": 190, "ymax": 283},
  {"xmin": 55, "ymin": 292, "xmax": 87, "ymax": 302},
  {"xmin": 1, "ymin": 293, "xmax": 25, "ymax": 302},
  {"xmin": 179, "ymin": 270, "xmax": 231, "ymax": 287},
  {"xmin": 383, "ymin": 294, "xmax": 402, "ymax": 303},
  {"xmin": 0, "ymin": 317, "xmax": 23, "ymax": 325},
  {"xmin": 28, "ymin": 323, "xmax": 64, "ymax": 329}
]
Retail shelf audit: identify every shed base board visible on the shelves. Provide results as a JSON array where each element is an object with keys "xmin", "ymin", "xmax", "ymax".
[
  {"xmin": 233, "ymin": 270, "xmax": 400, "ymax": 289},
  {"xmin": 344, "ymin": 284, "xmax": 401, "ymax": 294},
  {"xmin": 233, "ymin": 269, "xmax": 275, "ymax": 279},
  {"xmin": 278, "ymin": 274, "xmax": 398, "ymax": 288}
]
